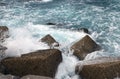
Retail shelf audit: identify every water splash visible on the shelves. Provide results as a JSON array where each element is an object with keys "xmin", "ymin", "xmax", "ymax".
[
  {"xmin": 55, "ymin": 49, "xmax": 80, "ymax": 79},
  {"xmin": 4, "ymin": 27, "xmax": 49, "ymax": 57}
]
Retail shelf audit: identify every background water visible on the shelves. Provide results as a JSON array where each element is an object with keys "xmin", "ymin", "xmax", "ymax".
[{"xmin": 0, "ymin": 0, "xmax": 120, "ymax": 79}]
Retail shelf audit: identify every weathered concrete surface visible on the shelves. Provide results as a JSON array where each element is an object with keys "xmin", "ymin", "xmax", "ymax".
[
  {"xmin": 76, "ymin": 57, "xmax": 120, "ymax": 79},
  {"xmin": 40, "ymin": 34, "xmax": 59, "ymax": 48},
  {"xmin": 21, "ymin": 75, "xmax": 53, "ymax": 79},
  {"xmin": 71, "ymin": 35, "xmax": 100, "ymax": 60},
  {"xmin": 1, "ymin": 49, "xmax": 62, "ymax": 78}
]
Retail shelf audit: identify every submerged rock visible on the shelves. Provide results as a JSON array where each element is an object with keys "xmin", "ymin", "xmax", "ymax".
[
  {"xmin": 46, "ymin": 23, "xmax": 63, "ymax": 26},
  {"xmin": 76, "ymin": 57, "xmax": 120, "ymax": 79},
  {"xmin": 71, "ymin": 35, "xmax": 100, "ymax": 60},
  {"xmin": 0, "ymin": 3, "xmax": 7, "ymax": 6},
  {"xmin": 78, "ymin": 28, "xmax": 90, "ymax": 34},
  {"xmin": 0, "ymin": 26, "xmax": 9, "ymax": 43},
  {"xmin": 1, "ymin": 49, "xmax": 62, "ymax": 77},
  {"xmin": 21, "ymin": 75, "xmax": 53, "ymax": 79},
  {"xmin": 40, "ymin": 34, "xmax": 59, "ymax": 48},
  {"xmin": 46, "ymin": 23, "xmax": 56, "ymax": 25}
]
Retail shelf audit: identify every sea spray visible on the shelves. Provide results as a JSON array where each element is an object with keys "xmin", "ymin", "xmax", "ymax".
[
  {"xmin": 84, "ymin": 50, "xmax": 105, "ymax": 60},
  {"xmin": 24, "ymin": 23, "xmax": 88, "ymax": 45},
  {"xmin": 0, "ymin": 22, "xmax": 88, "ymax": 59},
  {"xmin": 4, "ymin": 27, "xmax": 49, "ymax": 58},
  {"xmin": 42, "ymin": 0, "xmax": 53, "ymax": 3},
  {"xmin": 55, "ymin": 48, "xmax": 80, "ymax": 79}
]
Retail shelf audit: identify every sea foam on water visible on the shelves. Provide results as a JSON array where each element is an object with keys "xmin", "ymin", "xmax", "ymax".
[
  {"xmin": 55, "ymin": 49, "xmax": 80, "ymax": 79},
  {"xmin": 4, "ymin": 27, "xmax": 49, "ymax": 57}
]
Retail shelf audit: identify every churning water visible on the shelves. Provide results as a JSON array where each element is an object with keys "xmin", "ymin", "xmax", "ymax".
[{"xmin": 0, "ymin": 0, "xmax": 120, "ymax": 79}]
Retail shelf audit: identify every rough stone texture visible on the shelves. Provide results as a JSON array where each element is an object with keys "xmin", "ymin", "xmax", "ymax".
[
  {"xmin": 0, "ymin": 74, "xmax": 20, "ymax": 79},
  {"xmin": 0, "ymin": 45, "xmax": 7, "ymax": 60},
  {"xmin": 0, "ymin": 53, "xmax": 6, "ymax": 75},
  {"xmin": 71, "ymin": 35, "xmax": 100, "ymax": 60},
  {"xmin": 21, "ymin": 75, "xmax": 53, "ymax": 79},
  {"xmin": 1, "ymin": 49, "xmax": 62, "ymax": 78},
  {"xmin": 0, "ymin": 26, "xmax": 9, "ymax": 43},
  {"xmin": 40, "ymin": 34, "xmax": 59, "ymax": 48},
  {"xmin": 76, "ymin": 57, "xmax": 120, "ymax": 79},
  {"xmin": 0, "ymin": 26, "xmax": 8, "ymax": 60},
  {"xmin": 0, "ymin": 26, "xmax": 8, "ymax": 31}
]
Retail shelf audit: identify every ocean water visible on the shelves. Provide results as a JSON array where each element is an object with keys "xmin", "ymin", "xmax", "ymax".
[{"xmin": 0, "ymin": 0, "xmax": 120, "ymax": 79}]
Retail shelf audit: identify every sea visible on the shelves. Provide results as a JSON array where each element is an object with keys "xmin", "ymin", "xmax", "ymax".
[{"xmin": 0, "ymin": 0, "xmax": 120, "ymax": 79}]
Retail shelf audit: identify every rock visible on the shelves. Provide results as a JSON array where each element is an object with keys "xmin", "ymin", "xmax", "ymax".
[
  {"xmin": 0, "ymin": 45, "xmax": 7, "ymax": 60},
  {"xmin": 76, "ymin": 57, "xmax": 120, "ymax": 79},
  {"xmin": 78, "ymin": 28, "xmax": 90, "ymax": 34},
  {"xmin": 40, "ymin": 34, "xmax": 59, "ymax": 48},
  {"xmin": 0, "ymin": 26, "xmax": 8, "ymax": 59},
  {"xmin": 0, "ymin": 3, "xmax": 7, "ymax": 6},
  {"xmin": 0, "ymin": 26, "xmax": 8, "ymax": 31},
  {"xmin": 0, "ymin": 45, "xmax": 7, "ymax": 50},
  {"xmin": 46, "ymin": 23, "xmax": 56, "ymax": 25},
  {"xmin": 0, "ymin": 26, "xmax": 9, "ymax": 43},
  {"xmin": 46, "ymin": 23, "xmax": 63, "ymax": 26},
  {"xmin": 0, "ymin": 62, "xmax": 5, "ymax": 74},
  {"xmin": 0, "ymin": 74, "xmax": 20, "ymax": 79},
  {"xmin": 21, "ymin": 75, "xmax": 53, "ymax": 79},
  {"xmin": 1, "ymin": 49, "xmax": 62, "ymax": 77},
  {"xmin": 71, "ymin": 35, "xmax": 100, "ymax": 60},
  {"xmin": 0, "ymin": 73, "xmax": 3, "ymax": 76}
]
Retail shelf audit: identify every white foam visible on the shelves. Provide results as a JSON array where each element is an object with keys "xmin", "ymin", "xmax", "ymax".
[
  {"xmin": 55, "ymin": 51, "xmax": 79, "ymax": 79},
  {"xmin": 4, "ymin": 27, "xmax": 49, "ymax": 57},
  {"xmin": 42, "ymin": 0, "xmax": 53, "ymax": 2},
  {"xmin": 84, "ymin": 50, "xmax": 104, "ymax": 60},
  {"xmin": 3, "ymin": 23, "xmax": 88, "ymax": 58},
  {"xmin": 28, "ymin": 0, "xmax": 53, "ymax": 3},
  {"xmin": 26, "ymin": 23, "xmax": 88, "ymax": 45},
  {"xmin": 114, "ymin": 77, "xmax": 120, "ymax": 79}
]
